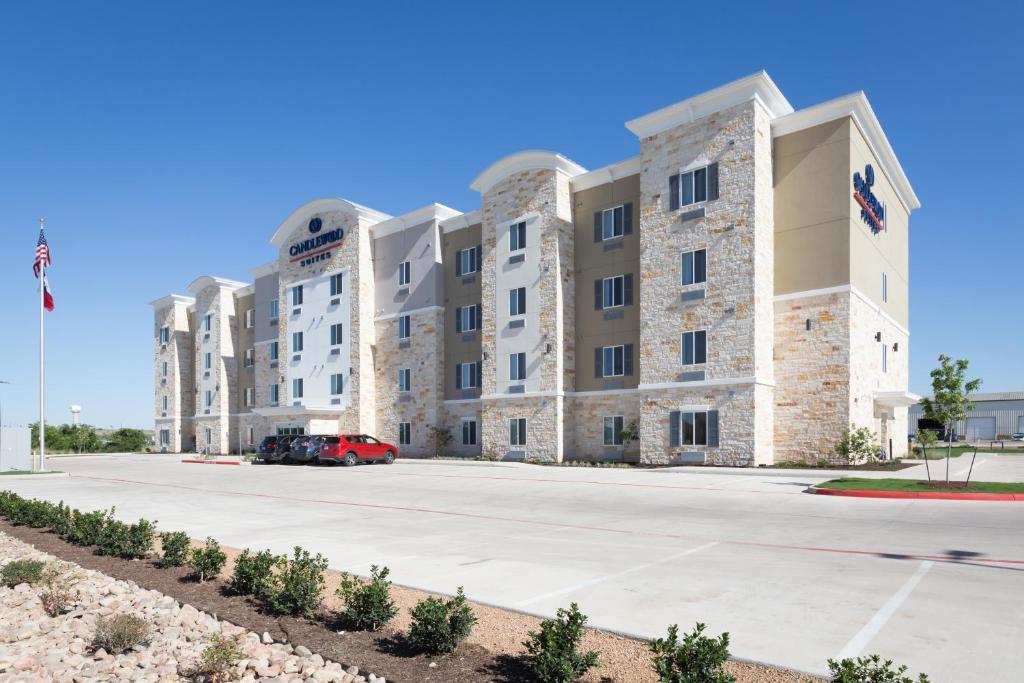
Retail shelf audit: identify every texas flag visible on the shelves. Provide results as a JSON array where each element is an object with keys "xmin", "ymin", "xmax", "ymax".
[{"xmin": 43, "ymin": 276, "xmax": 54, "ymax": 312}]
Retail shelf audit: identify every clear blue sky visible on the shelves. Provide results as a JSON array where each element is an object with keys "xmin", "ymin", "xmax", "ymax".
[{"xmin": 1, "ymin": 1, "xmax": 1021, "ymax": 428}]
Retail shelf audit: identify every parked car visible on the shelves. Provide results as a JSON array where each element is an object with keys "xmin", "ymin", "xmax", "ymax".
[
  {"xmin": 285, "ymin": 435, "xmax": 314, "ymax": 464},
  {"xmin": 1012, "ymin": 432, "xmax": 1024, "ymax": 441},
  {"xmin": 257, "ymin": 436, "xmax": 282, "ymax": 463},
  {"xmin": 315, "ymin": 434, "xmax": 398, "ymax": 466}
]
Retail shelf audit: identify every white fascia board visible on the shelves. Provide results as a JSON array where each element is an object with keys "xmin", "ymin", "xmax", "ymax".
[
  {"xmin": 625, "ymin": 71, "xmax": 794, "ymax": 139},
  {"xmin": 570, "ymin": 156, "xmax": 642, "ymax": 192},
  {"xmin": 470, "ymin": 150, "xmax": 587, "ymax": 194},
  {"xmin": 233, "ymin": 284, "xmax": 255, "ymax": 297},
  {"xmin": 248, "ymin": 261, "xmax": 279, "ymax": 279},
  {"xmin": 186, "ymin": 275, "xmax": 249, "ymax": 294},
  {"xmin": 269, "ymin": 197, "xmax": 392, "ymax": 247},
  {"xmin": 149, "ymin": 294, "xmax": 196, "ymax": 309},
  {"xmin": 874, "ymin": 391, "xmax": 921, "ymax": 408},
  {"xmin": 370, "ymin": 203, "xmax": 462, "ymax": 239},
  {"xmin": 440, "ymin": 209, "xmax": 482, "ymax": 234},
  {"xmin": 771, "ymin": 92, "xmax": 920, "ymax": 212}
]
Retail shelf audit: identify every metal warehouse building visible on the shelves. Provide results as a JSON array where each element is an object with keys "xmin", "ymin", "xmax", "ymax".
[{"xmin": 909, "ymin": 392, "xmax": 1024, "ymax": 441}]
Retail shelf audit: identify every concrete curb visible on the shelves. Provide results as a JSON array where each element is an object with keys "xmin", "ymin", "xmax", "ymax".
[
  {"xmin": 180, "ymin": 459, "xmax": 249, "ymax": 466},
  {"xmin": 810, "ymin": 485, "xmax": 1024, "ymax": 501},
  {"xmin": 0, "ymin": 471, "xmax": 70, "ymax": 480}
]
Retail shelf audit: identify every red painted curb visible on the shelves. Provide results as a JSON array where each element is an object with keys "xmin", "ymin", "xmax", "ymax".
[
  {"xmin": 812, "ymin": 486, "xmax": 1023, "ymax": 501},
  {"xmin": 180, "ymin": 459, "xmax": 242, "ymax": 466}
]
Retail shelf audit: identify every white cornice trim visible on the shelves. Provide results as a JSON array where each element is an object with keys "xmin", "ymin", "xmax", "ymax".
[
  {"xmin": 470, "ymin": 150, "xmax": 587, "ymax": 195},
  {"xmin": 248, "ymin": 261, "xmax": 279, "ymax": 279},
  {"xmin": 233, "ymin": 284, "xmax": 255, "ymax": 297},
  {"xmin": 149, "ymin": 294, "xmax": 196, "ymax": 309},
  {"xmin": 440, "ymin": 209, "xmax": 482, "ymax": 234},
  {"xmin": 187, "ymin": 276, "xmax": 249, "ymax": 295},
  {"xmin": 374, "ymin": 305, "xmax": 444, "ymax": 321},
  {"xmin": 773, "ymin": 284, "xmax": 910, "ymax": 337},
  {"xmin": 874, "ymin": 390, "xmax": 921, "ymax": 408},
  {"xmin": 269, "ymin": 198, "xmax": 392, "ymax": 247},
  {"xmin": 570, "ymin": 156, "xmax": 642, "ymax": 192},
  {"xmin": 370, "ymin": 203, "xmax": 462, "ymax": 239},
  {"xmin": 625, "ymin": 71, "xmax": 793, "ymax": 139},
  {"xmin": 638, "ymin": 376, "xmax": 775, "ymax": 391},
  {"xmin": 771, "ymin": 92, "xmax": 920, "ymax": 212}
]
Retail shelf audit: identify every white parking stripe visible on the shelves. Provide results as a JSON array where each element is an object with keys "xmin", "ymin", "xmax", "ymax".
[
  {"xmin": 836, "ymin": 560, "xmax": 934, "ymax": 660},
  {"xmin": 515, "ymin": 541, "xmax": 718, "ymax": 608}
]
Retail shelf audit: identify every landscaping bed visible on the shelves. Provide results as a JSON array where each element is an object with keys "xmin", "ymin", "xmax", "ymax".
[
  {"xmin": 816, "ymin": 478, "xmax": 1024, "ymax": 494},
  {"xmin": 0, "ymin": 519, "xmax": 820, "ymax": 682},
  {"xmin": 768, "ymin": 460, "xmax": 916, "ymax": 471}
]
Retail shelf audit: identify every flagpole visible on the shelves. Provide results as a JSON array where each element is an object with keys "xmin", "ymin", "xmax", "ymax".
[{"xmin": 38, "ymin": 217, "xmax": 46, "ymax": 473}]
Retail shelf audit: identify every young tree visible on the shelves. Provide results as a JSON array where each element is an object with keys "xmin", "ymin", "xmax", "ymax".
[
  {"xmin": 919, "ymin": 355, "xmax": 982, "ymax": 485},
  {"xmin": 915, "ymin": 428, "xmax": 937, "ymax": 483},
  {"xmin": 427, "ymin": 426, "xmax": 453, "ymax": 459}
]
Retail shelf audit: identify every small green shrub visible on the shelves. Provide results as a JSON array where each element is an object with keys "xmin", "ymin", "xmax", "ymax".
[
  {"xmin": 523, "ymin": 602, "xmax": 599, "ymax": 683},
  {"xmin": 408, "ymin": 586, "xmax": 477, "ymax": 655},
  {"xmin": 159, "ymin": 531, "xmax": 191, "ymax": 568},
  {"xmin": 828, "ymin": 655, "xmax": 929, "ymax": 683},
  {"xmin": 336, "ymin": 564, "xmax": 398, "ymax": 630},
  {"xmin": 265, "ymin": 547, "xmax": 327, "ymax": 618},
  {"xmin": 24, "ymin": 499, "xmax": 56, "ymax": 528},
  {"xmin": 67, "ymin": 508, "xmax": 114, "ymax": 546},
  {"xmin": 229, "ymin": 548, "xmax": 279, "ymax": 597},
  {"xmin": 1, "ymin": 559, "xmax": 46, "ymax": 587},
  {"xmin": 39, "ymin": 561, "xmax": 80, "ymax": 616},
  {"xmin": 649, "ymin": 623, "xmax": 735, "ymax": 683},
  {"xmin": 92, "ymin": 613, "xmax": 151, "ymax": 654},
  {"xmin": 188, "ymin": 538, "xmax": 227, "ymax": 583},
  {"xmin": 97, "ymin": 518, "xmax": 156, "ymax": 559},
  {"xmin": 187, "ymin": 633, "xmax": 245, "ymax": 682},
  {"xmin": 835, "ymin": 425, "xmax": 879, "ymax": 465},
  {"xmin": 48, "ymin": 501, "xmax": 75, "ymax": 538}
]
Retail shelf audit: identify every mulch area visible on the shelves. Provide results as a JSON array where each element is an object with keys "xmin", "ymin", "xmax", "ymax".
[{"xmin": 0, "ymin": 519, "xmax": 500, "ymax": 683}]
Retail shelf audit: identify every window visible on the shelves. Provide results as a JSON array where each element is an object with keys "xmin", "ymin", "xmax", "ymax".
[
  {"xmin": 462, "ymin": 418, "xmax": 478, "ymax": 446},
  {"xmin": 292, "ymin": 378, "xmax": 304, "ymax": 399},
  {"xmin": 398, "ymin": 261, "xmax": 411, "ymax": 287},
  {"xmin": 204, "ymin": 390, "xmax": 212, "ymax": 408},
  {"xmin": 681, "ymin": 249, "xmax": 708, "ymax": 286},
  {"xmin": 509, "ymin": 287, "xmax": 527, "ymax": 316},
  {"xmin": 292, "ymin": 331, "xmax": 303, "ymax": 353},
  {"xmin": 269, "ymin": 299, "xmax": 279, "ymax": 320},
  {"xmin": 159, "ymin": 326, "xmax": 169, "ymax": 344},
  {"xmin": 270, "ymin": 384, "xmax": 279, "ymax": 404},
  {"xmin": 244, "ymin": 348, "xmax": 255, "ymax": 367},
  {"xmin": 247, "ymin": 427, "xmax": 254, "ymax": 445},
  {"xmin": 456, "ymin": 246, "xmax": 480, "ymax": 276},
  {"xmin": 677, "ymin": 411, "xmax": 709, "ymax": 446},
  {"xmin": 509, "ymin": 418, "xmax": 527, "ymax": 446},
  {"xmin": 159, "ymin": 429, "xmax": 169, "ymax": 446},
  {"xmin": 510, "ymin": 221, "xmax": 526, "ymax": 251},
  {"xmin": 203, "ymin": 314, "xmax": 212, "ymax": 332},
  {"xmin": 509, "ymin": 352, "xmax": 527, "ymax": 381},
  {"xmin": 672, "ymin": 166, "xmax": 709, "ymax": 208},
  {"xmin": 681, "ymin": 331, "xmax": 707, "ymax": 366},
  {"xmin": 204, "ymin": 352, "xmax": 211, "ymax": 370},
  {"xmin": 456, "ymin": 362, "xmax": 480, "ymax": 389},
  {"xmin": 270, "ymin": 341, "xmax": 279, "ymax": 361},
  {"xmin": 456, "ymin": 305, "xmax": 478, "ymax": 332},
  {"xmin": 603, "ymin": 276, "xmax": 625, "ymax": 308},
  {"xmin": 604, "ymin": 416, "xmax": 624, "ymax": 446},
  {"xmin": 601, "ymin": 205, "xmax": 625, "ymax": 240},
  {"xmin": 399, "ymin": 422, "xmax": 411, "ymax": 446},
  {"xmin": 162, "ymin": 395, "xmax": 168, "ymax": 411},
  {"xmin": 398, "ymin": 368, "xmax": 411, "ymax": 392},
  {"xmin": 291, "ymin": 285, "xmax": 303, "ymax": 306},
  {"xmin": 398, "ymin": 315, "xmax": 410, "ymax": 339},
  {"xmin": 161, "ymin": 361, "xmax": 168, "ymax": 377},
  {"xmin": 330, "ymin": 323, "xmax": 343, "ymax": 346},
  {"xmin": 205, "ymin": 427, "xmax": 212, "ymax": 444},
  {"xmin": 602, "ymin": 345, "xmax": 625, "ymax": 377},
  {"xmin": 882, "ymin": 343, "xmax": 888, "ymax": 374},
  {"xmin": 244, "ymin": 308, "xmax": 254, "ymax": 328},
  {"xmin": 331, "ymin": 373, "xmax": 344, "ymax": 395},
  {"xmin": 244, "ymin": 387, "xmax": 254, "ymax": 407},
  {"xmin": 330, "ymin": 273, "xmax": 344, "ymax": 296},
  {"xmin": 882, "ymin": 272, "xmax": 888, "ymax": 303}
]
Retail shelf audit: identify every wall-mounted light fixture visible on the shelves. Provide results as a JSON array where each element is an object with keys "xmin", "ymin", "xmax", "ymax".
[
  {"xmin": 806, "ymin": 318, "xmax": 813, "ymax": 331},
  {"xmin": 893, "ymin": 342, "xmax": 899, "ymax": 352},
  {"xmin": 875, "ymin": 332, "xmax": 882, "ymax": 342},
  {"xmin": 545, "ymin": 343, "xmax": 551, "ymax": 354}
]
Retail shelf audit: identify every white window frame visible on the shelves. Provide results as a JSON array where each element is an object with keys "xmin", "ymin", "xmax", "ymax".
[
  {"xmin": 509, "ymin": 352, "xmax": 527, "ymax": 382},
  {"xmin": 270, "ymin": 341, "xmax": 279, "ymax": 361},
  {"xmin": 398, "ymin": 368, "xmax": 411, "ymax": 393},
  {"xmin": 603, "ymin": 415, "xmax": 624, "ymax": 446},
  {"xmin": 244, "ymin": 348, "xmax": 255, "ymax": 367},
  {"xmin": 681, "ymin": 249, "xmax": 708, "ymax": 286},
  {"xmin": 398, "ymin": 315, "xmax": 410, "ymax": 339},
  {"xmin": 244, "ymin": 308, "xmax": 254, "ymax": 328},
  {"xmin": 159, "ymin": 326, "xmax": 169, "ymax": 344},
  {"xmin": 398, "ymin": 261, "xmax": 411, "ymax": 287},
  {"xmin": 162, "ymin": 395, "xmax": 168, "ymax": 411},
  {"xmin": 601, "ymin": 205, "xmax": 625, "ymax": 240},
  {"xmin": 678, "ymin": 411, "xmax": 709, "ymax": 446},
  {"xmin": 203, "ymin": 314, "xmax": 212, "ymax": 332},
  {"xmin": 204, "ymin": 352, "xmax": 211, "ymax": 370},
  {"xmin": 205, "ymin": 427, "xmax": 212, "ymax": 444},
  {"xmin": 270, "ymin": 383, "xmax": 279, "ymax": 404},
  {"xmin": 244, "ymin": 387, "xmax": 254, "ymax": 407},
  {"xmin": 161, "ymin": 361, "xmax": 168, "ymax": 377},
  {"xmin": 269, "ymin": 299, "xmax": 279, "ymax": 320},
  {"xmin": 602, "ymin": 276, "xmax": 625, "ymax": 309},
  {"xmin": 204, "ymin": 390, "xmax": 212, "ymax": 408},
  {"xmin": 247, "ymin": 426, "xmax": 255, "ymax": 445},
  {"xmin": 681, "ymin": 330, "xmax": 707, "ymax": 366},
  {"xmin": 509, "ymin": 417, "xmax": 527, "ymax": 447},
  {"xmin": 459, "ymin": 362, "xmax": 478, "ymax": 389},
  {"xmin": 292, "ymin": 378, "xmax": 304, "ymax": 399},
  {"xmin": 602, "ymin": 345, "xmax": 625, "ymax": 377},
  {"xmin": 509, "ymin": 221, "xmax": 527, "ymax": 252},
  {"xmin": 509, "ymin": 287, "xmax": 527, "ymax": 317},
  {"xmin": 459, "ymin": 305, "xmax": 478, "ymax": 332},
  {"xmin": 398, "ymin": 421, "xmax": 411, "ymax": 446},
  {"xmin": 882, "ymin": 272, "xmax": 888, "ymax": 303},
  {"xmin": 291, "ymin": 285, "xmax": 303, "ymax": 306},
  {"xmin": 882, "ymin": 343, "xmax": 888, "ymax": 374},
  {"xmin": 330, "ymin": 373, "xmax": 343, "ymax": 395},
  {"xmin": 458, "ymin": 247, "xmax": 478, "ymax": 275},
  {"xmin": 292, "ymin": 331, "xmax": 303, "ymax": 353},
  {"xmin": 330, "ymin": 273, "xmax": 344, "ymax": 296},
  {"xmin": 676, "ymin": 166, "xmax": 709, "ymax": 208},
  {"xmin": 330, "ymin": 323, "xmax": 343, "ymax": 347},
  {"xmin": 461, "ymin": 417, "xmax": 477, "ymax": 446}
]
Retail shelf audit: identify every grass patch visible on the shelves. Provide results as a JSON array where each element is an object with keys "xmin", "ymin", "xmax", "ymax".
[
  {"xmin": 818, "ymin": 477, "xmax": 1024, "ymax": 494},
  {"xmin": 912, "ymin": 446, "xmax": 1024, "ymax": 459},
  {"xmin": 0, "ymin": 470, "xmax": 63, "ymax": 476}
]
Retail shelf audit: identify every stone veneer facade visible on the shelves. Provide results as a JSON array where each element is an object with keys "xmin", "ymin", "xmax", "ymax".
[{"xmin": 152, "ymin": 72, "xmax": 919, "ymax": 464}]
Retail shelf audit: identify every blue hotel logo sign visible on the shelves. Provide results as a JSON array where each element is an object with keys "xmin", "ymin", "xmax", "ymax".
[
  {"xmin": 852, "ymin": 164, "xmax": 885, "ymax": 234},
  {"xmin": 289, "ymin": 217, "xmax": 345, "ymax": 266}
]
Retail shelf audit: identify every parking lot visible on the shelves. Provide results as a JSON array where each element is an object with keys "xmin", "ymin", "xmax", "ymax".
[{"xmin": 5, "ymin": 454, "xmax": 1024, "ymax": 681}]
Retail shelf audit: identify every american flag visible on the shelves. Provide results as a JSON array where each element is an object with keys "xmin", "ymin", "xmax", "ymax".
[{"xmin": 33, "ymin": 226, "xmax": 51, "ymax": 278}]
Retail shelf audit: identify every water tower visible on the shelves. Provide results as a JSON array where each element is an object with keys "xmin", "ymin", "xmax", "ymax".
[{"xmin": 70, "ymin": 405, "xmax": 81, "ymax": 425}]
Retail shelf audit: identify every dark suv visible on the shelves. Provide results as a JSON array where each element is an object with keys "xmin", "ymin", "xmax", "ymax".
[{"xmin": 257, "ymin": 436, "xmax": 281, "ymax": 463}]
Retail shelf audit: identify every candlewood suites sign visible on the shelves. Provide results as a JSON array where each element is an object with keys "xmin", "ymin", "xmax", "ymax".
[
  {"xmin": 289, "ymin": 217, "xmax": 346, "ymax": 266},
  {"xmin": 852, "ymin": 164, "xmax": 885, "ymax": 234}
]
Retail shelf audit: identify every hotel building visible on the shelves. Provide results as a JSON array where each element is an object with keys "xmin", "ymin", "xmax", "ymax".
[{"xmin": 151, "ymin": 72, "xmax": 919, "ymax": 465}]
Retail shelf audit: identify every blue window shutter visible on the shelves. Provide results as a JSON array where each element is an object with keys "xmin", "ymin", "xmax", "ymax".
[
  {"xmin": 708, "ymin": 163, "xmax": 719, "ymax": 201},
  {"xmin": 594, "ymin": 279, "xmax": 602, "ymax": 310},
  {"xmin": 475, "ymin": 362, "xmax": 482, "ymax": 388},
  {"xmin": 475, "ymin": 245, "xmax": 482, "ymax": 270},
  {"xmin": 595, "ymin": 347, "xmax": 603, "ymax": 378},
  {"xmin": 623, "ymin": 202, "xmax": 633, "ymax": 234},
  {"xmin": 669, "ymin": 411, "xmax": 681, "ymax": 447},
  {"xmin": 455, "ymin": 251, "xmax": 462, "ymax": 276},
  {"xmin": 708, "ymin": 410, "xmax": 719, "ymax": 447},
  {"xmin": 624, "ymin": 344, "xmax": 633, "ymax": 376},
  {"xmin": 594, "ymin": 211, "xmax": 602, "ymax": 242},
  {"xmin": 456, "ymin": 364, "xmax": 462, "ymax": 390},
  {"xmin": 455, "ymin": 308, "xmax": 462, "ymax": 333},
  {"xmin": 624, "ymin": 273, "xmax": 633, "ymax": 305},
  {"xmin": 669, "ymin": 175, "xmax": 680, "ymax": 211}
]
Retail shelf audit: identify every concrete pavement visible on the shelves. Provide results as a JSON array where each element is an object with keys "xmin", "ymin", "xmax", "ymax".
[{"xmin": 3, "ymin": 454, "xmax": 1022, "ymax": 681}]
